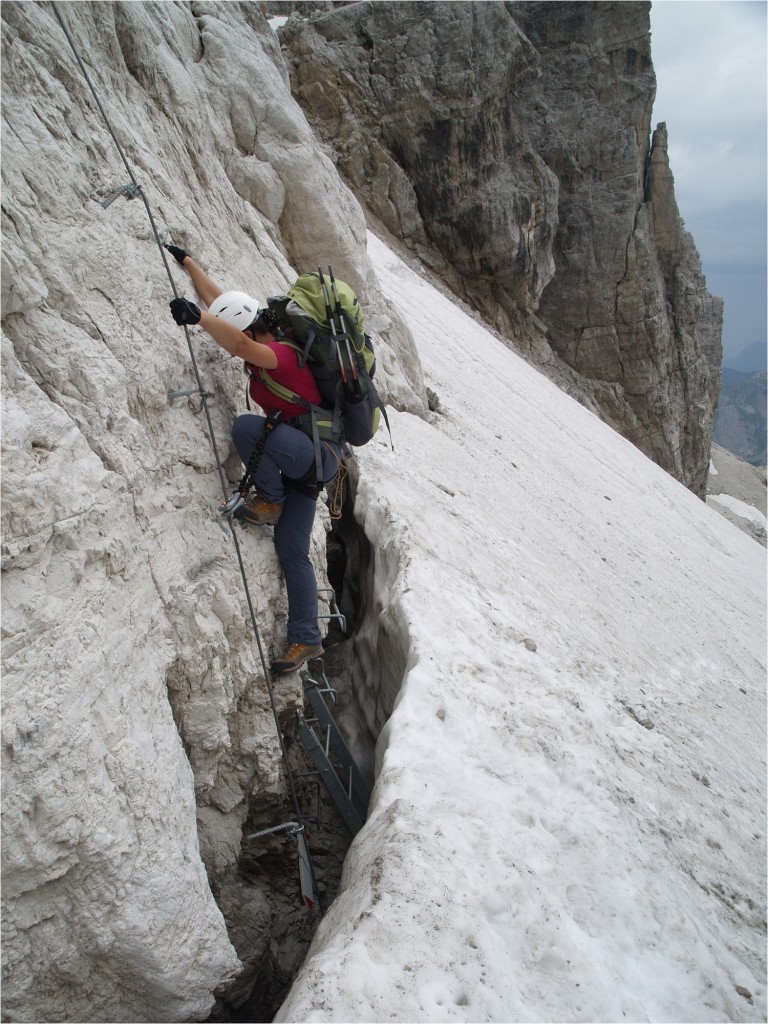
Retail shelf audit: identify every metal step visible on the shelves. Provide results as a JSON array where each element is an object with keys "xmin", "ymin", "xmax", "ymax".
[{"xmin": 296, "ymin": 672, "xmax": 372, "ymax": 835}]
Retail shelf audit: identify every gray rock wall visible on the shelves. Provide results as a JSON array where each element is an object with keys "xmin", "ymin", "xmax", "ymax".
[
  {"xmin": 280, "ymin": 0, "xmax": 559, "ymax": 335},
  {"xmin": 1, "ymin": 2, "xmax": 424, "ymax": 1020},
  {"xmin": 277, "ymin": 0, "xmax": 722, "ymax": 497}
]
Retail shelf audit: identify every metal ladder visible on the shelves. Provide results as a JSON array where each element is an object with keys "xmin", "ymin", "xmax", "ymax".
[{"xmin": 296, "ymin": 665, "xmax": 371, "ymax": 835}]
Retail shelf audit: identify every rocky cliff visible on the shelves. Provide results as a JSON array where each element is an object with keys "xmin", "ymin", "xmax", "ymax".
[
  {"xmin": 277, "ymin": 0, "xmax": 722, "ymax": 497},
  {"xmin": 1, "ymin": 2, "xmax": 424, "ymax": 1020},
  {"xmin": 1, "ymin": 2, "xmax": 729, "ymax": 1022}
]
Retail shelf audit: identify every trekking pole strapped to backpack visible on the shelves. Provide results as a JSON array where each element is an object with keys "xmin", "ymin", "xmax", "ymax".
[
  {"xmin": 317, "ymin": 266, "xmax": 352, "ymax": 387},
  {"xmin": 328, "ymin": 266, "xmax": 361, "ymax": 395}
]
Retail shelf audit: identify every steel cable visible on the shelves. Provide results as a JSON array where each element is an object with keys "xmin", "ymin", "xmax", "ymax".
[{"xmin": 50, "ymin": 1, "xmax": 318, "ymax": 907}]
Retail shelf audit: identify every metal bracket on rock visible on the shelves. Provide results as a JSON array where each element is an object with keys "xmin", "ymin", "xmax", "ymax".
[
  {"xmin": 301, "ymin": 663, "xmax": 337, "ymax": 706},
  {"xmin": 167, "ymin": 386, "xmax": 213, "ymax": 404},
  {"xmin": 245, "ymin": 820, "xmax": 303, "ymax": 843},
  {"xmin": 245, "ymin": 821, "xmax": 318, "ymax": 909},
  {"xmin": 99, "ymin": 182, "xmax": 143, "ymax": 208},
  {"xmin": 317, "ymin": 587, "xmax": 347, "ymax": 633}
]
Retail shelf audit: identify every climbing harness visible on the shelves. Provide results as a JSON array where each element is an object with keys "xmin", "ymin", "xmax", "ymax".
[
  {"xmin": 52, "ymin": 2, "xmax": 320, "ymax": 911},
  {"xmin": 219, "ymin": 409, "xmax": 283, "ymax": 518}
]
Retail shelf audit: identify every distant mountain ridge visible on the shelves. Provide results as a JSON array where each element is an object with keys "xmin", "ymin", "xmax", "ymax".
[
  {"xmin": 725, "ymin": 341, "xmax": 767, "ymax": 374},
  {"xmin": 714, "ymin": 367, "xmax": 767, "ymax": 466}
]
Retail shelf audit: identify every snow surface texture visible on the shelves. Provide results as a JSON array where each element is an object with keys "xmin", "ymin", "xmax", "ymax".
[{"xmin": 276, "ymin": 233, "xmax": 767, "ymax": 1024}]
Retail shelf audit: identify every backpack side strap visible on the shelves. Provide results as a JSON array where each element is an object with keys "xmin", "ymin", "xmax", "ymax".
[{"xmin": 256, "ymin": 367, "xmax": 342, "ymax": 486}]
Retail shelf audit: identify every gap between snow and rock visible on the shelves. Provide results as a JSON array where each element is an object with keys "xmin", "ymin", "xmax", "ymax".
[{"xmin": 206, "ymin": 471, "xmax": 401, "ymax": 1022}]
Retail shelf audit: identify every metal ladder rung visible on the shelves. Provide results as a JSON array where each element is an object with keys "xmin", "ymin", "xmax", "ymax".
[
  {"xmin": 296, "ymin": 713, "xmax": 365, "ymax": 835},
  {"xmin": 301, "ymin": 664, "xmax": 337, "ymax": 705},
  {"xmin": 321, "ymin": 730, "xmax": 356, "ymax": 803},
  {"xmin": 317, "ymin": 587, "xmax": 347, "ymax": 632},
  {"xmin": 303, "ymin": 685, "xmax": 370, "ymax": 817}
]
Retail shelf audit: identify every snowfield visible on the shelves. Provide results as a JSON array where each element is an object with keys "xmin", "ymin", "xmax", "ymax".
[
  {"xmin": 275, "ymin": 232, "xmax": 767, "ymax": 1024},
  {"xmin": 709, "ymin": 492, "xmax": 767, "ymax": 531}
]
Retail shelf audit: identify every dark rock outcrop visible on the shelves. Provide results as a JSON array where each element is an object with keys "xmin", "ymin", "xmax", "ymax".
[{"xmin": 277, "ymin": 0, "xmax": 722, "ymax": 496}]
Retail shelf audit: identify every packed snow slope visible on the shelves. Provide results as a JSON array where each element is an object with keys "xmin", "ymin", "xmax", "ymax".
[{"xmin": 276, "ymin": 233, "xmax": 767, "ymax": 1024}]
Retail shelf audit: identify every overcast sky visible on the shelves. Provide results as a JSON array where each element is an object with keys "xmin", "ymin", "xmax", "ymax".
[{"xmin": 649, "ymin": 0, "xmax": 767, "ymax": 366}]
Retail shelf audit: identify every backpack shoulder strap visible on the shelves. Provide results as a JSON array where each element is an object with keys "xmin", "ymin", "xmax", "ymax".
[
  {"xmin": 255, "ymin": 366, "xmax": 340, "ymax": 486},
  {"xmin": 257, "ymin": 366, "xmax": 311, "ymax": 410},
  {"xmin": 274, "ymin": 333, "xmax": 303, "ymax": 356}
]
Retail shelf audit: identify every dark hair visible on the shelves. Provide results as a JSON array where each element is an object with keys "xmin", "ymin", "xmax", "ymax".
[{"xmin": 249, "ymin": 308, "xmax": 280, "ymax": 335}]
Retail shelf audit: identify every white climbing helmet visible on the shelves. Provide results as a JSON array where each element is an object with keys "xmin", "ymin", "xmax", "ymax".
[{"xmin": 208, "ymin": 290, "xmax": 263, "ymax": 331}]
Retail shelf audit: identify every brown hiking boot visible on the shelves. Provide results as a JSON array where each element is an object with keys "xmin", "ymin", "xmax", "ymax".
[
  {"xmin": 270, "ymin": 642, "xmax": 324, "ymax": 675},
  {"xmin": 235, "ymin": 494, "xmax": 283, "ymax": 526}
]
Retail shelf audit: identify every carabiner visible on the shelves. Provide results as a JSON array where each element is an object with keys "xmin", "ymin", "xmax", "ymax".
[{"xmin": 219, "ymin": 492, "xmax": 245, "ymax": 516}]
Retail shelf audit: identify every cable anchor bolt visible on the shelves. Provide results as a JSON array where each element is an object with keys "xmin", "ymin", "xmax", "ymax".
[
  {"xmin": 167, "ymin": 387, "xmax": 213, "ymax": 403},
  {"xmin": 99, "ymin": 182, "xmax": 143, "ymax": 208},
  {"xmin": 246, "ymin": 821, "xmax": 303, "ymax": 842}
]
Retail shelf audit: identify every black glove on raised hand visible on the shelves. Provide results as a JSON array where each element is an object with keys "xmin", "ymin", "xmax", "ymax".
[
  {"xmin": 164, "ymin": 243, "xmax": 188, "ymax": 265},
  {"xmin": 169, "ymin": 298, "xmax": 201, "ymax": 325}
]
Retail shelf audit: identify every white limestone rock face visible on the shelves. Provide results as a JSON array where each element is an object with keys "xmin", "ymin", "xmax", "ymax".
[
  {"xmin": 1, "ymin": 2, "xmax": 426, "ymax": 1020},
  {"xmin": 1, "ymin": 331, "xmax": 243, "ymax": 1021}
]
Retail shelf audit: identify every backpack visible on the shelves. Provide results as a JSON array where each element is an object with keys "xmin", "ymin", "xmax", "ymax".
[{"xmin": 254, "ymin": 268, "xmax": 391, "ymax": 483}]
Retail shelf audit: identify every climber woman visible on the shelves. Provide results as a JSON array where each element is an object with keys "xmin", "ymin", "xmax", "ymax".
[{"xmin": 165, "ymin": 244, "xmax": 341, "ymax": 676}]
